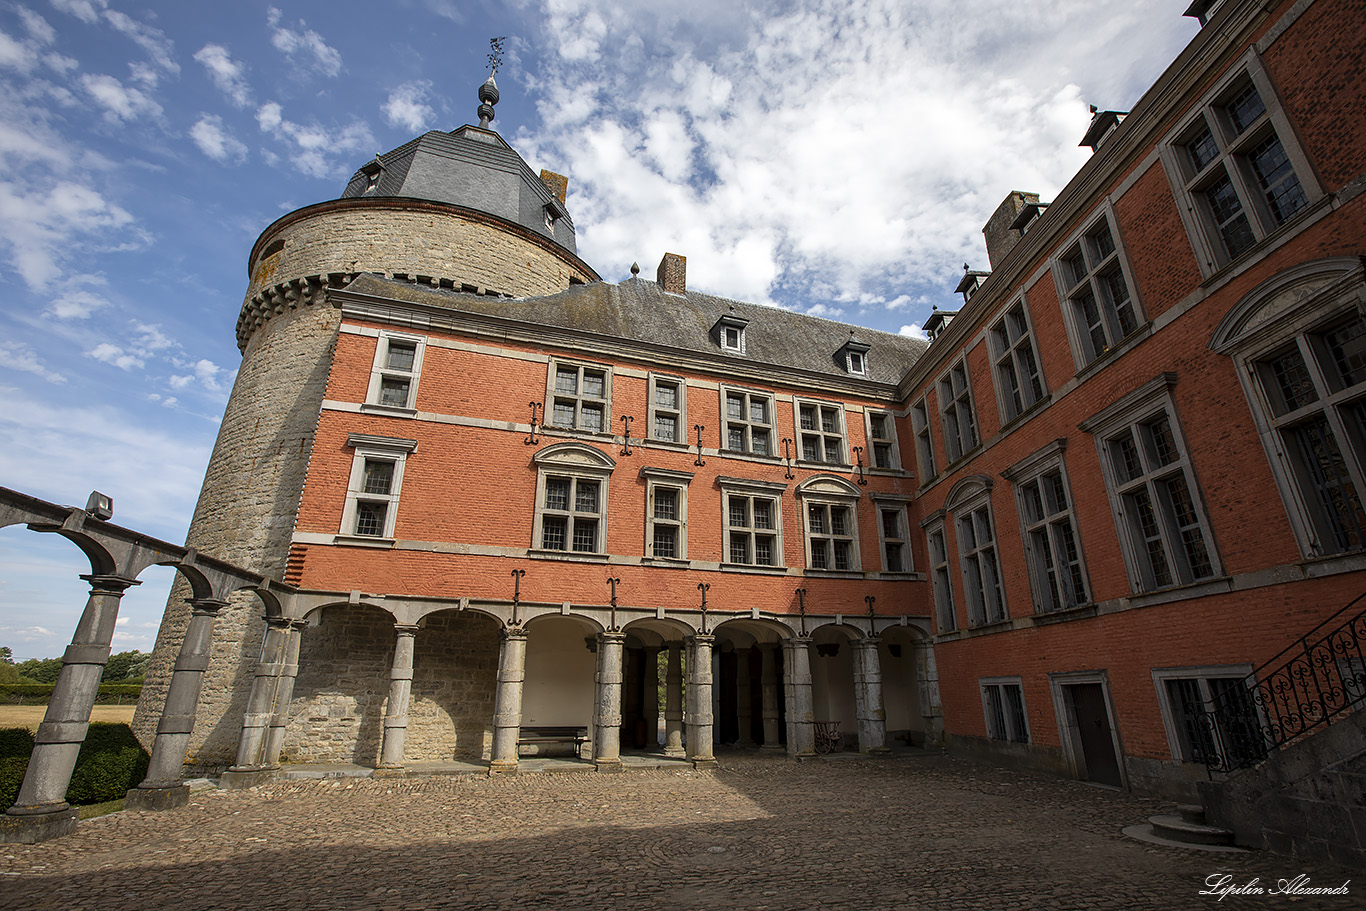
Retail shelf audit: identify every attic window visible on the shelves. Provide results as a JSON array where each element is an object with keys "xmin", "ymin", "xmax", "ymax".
[
  {"xmin": 714, "ymin": 313, "xmax": 749, "ymax": 354},
  {"xmin": 839, "ymin": 336, "xmax": 871, "ymax": 376},
  {"xmin": 544, "ymin": 205, "xmax": 557, "ymax": 231},
  {"xmin": 360, "ymin": 160, "xmax": 383, "ymax": 195}
]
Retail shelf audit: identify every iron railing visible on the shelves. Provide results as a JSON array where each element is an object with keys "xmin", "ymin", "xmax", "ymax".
[{"xmin": 1187, "ymin": 589, "xmax": 1366, "ymax": 774}]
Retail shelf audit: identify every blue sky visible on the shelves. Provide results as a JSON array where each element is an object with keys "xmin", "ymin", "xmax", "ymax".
[{"xmin": 0, "ymin": 0, "xmax": 1198, "ymax": 660}]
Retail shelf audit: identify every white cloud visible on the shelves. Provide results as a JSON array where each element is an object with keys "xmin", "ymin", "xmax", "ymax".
[
  {"xmin": 382, "ymin": 81, "xmax": 435, "ymax": 132},
  {"xmin": 193, "ymin": 43, "xmax": 250, "ymax": 107},
  {"xmin": 80, "ymin": 72, "xmax": 162, "ymax": 122},
  {"xmin": 193, "ymin": 358, "xmax": 225, "ymax": 393},
  {"xmin": 0, "ymin": 179, "xmax": 135, "ymax": 289},
  {"xmin": 0, "ymin": 28, "xmax": 39, "ymax": 72},
  {"xmin": 898, "ymin": 323, "xmax": 929, "ymax": 341},
  {"xmin": 266, "ymin": 7, "xmax": 341, "ymax": 77},
  {"xmin": 87, "ymin": 341, "xmax": 144, "ymax": 370},
  {"xmin": 0, "ymin": 341, "xmax": 66, "ymax": 384},
  {"xmin": 48, "ymin": 288, "xmax": 108, "ymax": 319},
  {"xmin": 517, "ymin": 0, "xmax": 1195, "ymax": 318},
  {"xmin": 189, "ymin": 114, "xmax": 247, "ymax": 162},
  {"xmin": 255, "ymin": 100, "xmax": 375, "ymax": 179},
  {"xmin": 48, "ymin": 0, "xmax": 103, "ymax": 25},
  {"xmin": 18, "ymin": 8, "xmax": 57, "ymax": 45}
]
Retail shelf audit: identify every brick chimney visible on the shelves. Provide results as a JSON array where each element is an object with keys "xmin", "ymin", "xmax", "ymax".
[
  {"xmin": 657, "ymin": 253, "xmax": 686, "ymax": 294},
  {"xmin": 983, "ymin": 191, "xmax": 1040, "ymax": 269},
  {"xmin": 539, "ymin": 169, "xmax": 569, "ymax": 204}
]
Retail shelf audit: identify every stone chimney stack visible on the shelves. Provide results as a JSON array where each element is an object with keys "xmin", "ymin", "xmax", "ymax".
[
  {"xmin": 657, "ymin": 252, "xmax": 686, "ymax": 294},
  {"xmin": 539, "ymin": 170, "xmax": 569, "ymax": 204},
  {"xmin": 983, "ymin": 190, "xmax": 1040, "ymax": 270}
]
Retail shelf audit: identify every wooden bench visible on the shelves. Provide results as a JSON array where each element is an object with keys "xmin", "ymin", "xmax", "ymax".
[{"xmin": 517, "ymin": 726, "xmax": 590, "ymax": 758}]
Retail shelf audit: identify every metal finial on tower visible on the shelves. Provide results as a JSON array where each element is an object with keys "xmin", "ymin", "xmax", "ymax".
[
  {"xmin": 630, "ymin": 262, "xmax": 640, "ymax": 276},
  {"xmin": 478, "ymin": 37, "xmax": 507, "ymax": 128}
]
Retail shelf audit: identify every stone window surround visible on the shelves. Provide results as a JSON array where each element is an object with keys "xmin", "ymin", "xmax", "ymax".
[
  {"xmin": 719, "ymin": 384, "xmax": 777, "ymax": 458},
  {"xmin": 911, "ymin": 397, "xmax": 937, "ymax": 484},
  {"xmin": 988, "ymin": 294, "xmax": 1049, "ymax": 426},
  {"xmin": 529, "ymin": 442, "xmax": 616, "ymax": 561},
  {"xmin": 337, "ymin": 433, "xmax": 418, "ymax": 545},
  {"xmin": 718, "ymin": 476, "xmax": 788, "ymax": 571},
  {"xmin": 545, "ymin": 358, "xmax": 614, "ymax": 436},
  {"xmin": 1001, "ymin": 438, "xmax": 1092, "ymax": 614},
  {"xmin": 864, "ymin": 408, "xmax": 902, "ymax": 471},
  {"xmin": 945, "ymin": 475, "xmax": 1008, "ymax": 628},
  {"xmin": 936, "ymin": 356, "xmax": 980, "ymax": 465},
  {"xmin": 1048, "ymin": 202, "xmax": 1146, "ymax": 372},
  {"xmin": 1158, "ymin": 48, "xmax": 1322, "ymax": 278},
  {"xmin": 714, "ymin": 313, "xmax": 749, "ymax": 354},
  {"xmin": 920, "ymin": 510, "xmax": 957, "ymax": 634},
  {"xmin": 647, "ymin": 372, "xmax": 687, "ymax": 444},
  {"xmin": 1210, "ymin": 258, "xmax": 1366, "ymax": 561},
  {"xmin": 1079, "ymin": 372, "xmax": 1223, "ymax": 594},
  {"xmin": 870, "ymin": 492, "xmax": 914, "ymax": 575},
  {"xmin": 793, "ymin": 397, "xmax": 849, "ymax": 467},
  {"xmin": 1150, "ymin": 663, "xmax": 1256, "ymax": 764},
  {"xmin": 363, "ymin": 330, "xmax": 426, "ymax": 414},
  {"xmin": 979, "ymin": 676, "xmax": 1030, "ymax": 743},
  {"xmin": 641, "ymin": 466, "xmax": 694, "ymax": 563},
  {"xmin": 794, "ymin": 475, "xmax": 863, "ymax": 574}
]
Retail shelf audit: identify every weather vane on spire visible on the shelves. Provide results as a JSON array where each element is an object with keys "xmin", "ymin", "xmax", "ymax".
[
  {"xmin": 478, "ymin": 37, "xmax": 507, "ymax": 129},
  {"xmin": 487, "ymin": 36, "xmax": 507, "ymax": 75}
]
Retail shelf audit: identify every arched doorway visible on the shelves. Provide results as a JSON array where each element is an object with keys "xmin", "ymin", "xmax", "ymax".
[
  {"xmin": 809, "ymin": 624, "xmax": 860, "ymax": 750},
  {"xmin": 879, "ymin": 625, "xmax": 942, "ymax": 748},
  {"xmin": 521, "ymin": 614, "xmax": 599, "ymax": 758},
  {"xmin": 711, "ymin": 619, "xmax": 790, "ymax": 751},
  {"xmin": 406, "ymin": 608, "xmax": 501, "ymax": 761}
]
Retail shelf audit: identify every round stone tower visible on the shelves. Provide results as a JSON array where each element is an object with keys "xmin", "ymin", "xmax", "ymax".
[{"xmin": 134, "ymin": 79, "xmax": 600, "ymax": 768}]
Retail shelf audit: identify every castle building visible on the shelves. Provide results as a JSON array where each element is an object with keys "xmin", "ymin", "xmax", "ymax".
[{"xmin": 131, "ymin": 0, "xmax": 1365, "ymax": 859}]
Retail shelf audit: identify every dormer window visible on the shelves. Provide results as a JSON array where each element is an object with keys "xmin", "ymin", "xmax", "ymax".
[
  {"xmin": 360, "ymin": 160, "xmax": 383, "ymax": 195},
  {"xmin": 838, "ymin": 336, "xmax": 871, "ymax": 376},
  {"xmin": 544, "ymin": 205, "xmax": 557, "ymax": 231},
  {"xmin": 714, "ymin": 313, "xmax": 749, "ymax": 354}
]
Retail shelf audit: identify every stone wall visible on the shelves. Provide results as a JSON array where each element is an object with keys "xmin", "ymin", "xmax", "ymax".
[
  {"xmin": 1200, "ymin": 710, "xmax": 1366, "ymax": 869},
  {"xmin": 406, "ymin": 611, "xmax": 500, "ymax": 761},
  {"xmin": 285, "ymin": 606, "xmax": 392, "ymax": 765}
]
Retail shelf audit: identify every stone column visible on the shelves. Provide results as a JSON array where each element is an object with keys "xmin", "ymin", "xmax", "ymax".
[
  {"xmin": 127, "ymin": 598, "xmax": 226, "ymax": 810},
  {"xmin": 643, "ymin": 646, "xmax": 661, "ymax": 749},
  {"xmin": 260, "ymin": 620, "xmax": 305, "ymax": 770},
  {"xmin": 222, "ymin": 617, "xmax": 293, "ymax": 786},
  {"xmin": 594, "ymin": 631, "xmax": 625, "ymax": 771},
  {"xmin": 377, "ymin": 624, "xmax": 419, "ymax": 772},
  {"xmin": 783, "ymin": 636, "xmax": 816, "ymax": 760},
  {"xmin": 3, "ymin": 574, "xmax": 136, "ymax": 843},
  {"xmin": 489, "ymin": 627, "xmax": 527, "ymax": 775},
  {"xmin": 663, "ymin": 645, "xmax": 685, "ymax": 757},
  {"xmin": 759, "ymin": 643, "xmax": 782, "ymax": 751},
  {"xmin": 736, "ymin": 647, "xmax": 755, "ymax": 746},
  {"xmin": 686, "ymin": 634, "xmax": 716, "ymax": 768},
  {"xmin": 853, "ymin": 637, "xmax": 890, "ymax": 754},
  {"xmin": 711, "ymin": 648, "xmax": 722, "ymax": 746}
]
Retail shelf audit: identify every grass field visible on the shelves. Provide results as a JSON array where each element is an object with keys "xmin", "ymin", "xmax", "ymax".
[{"xmin": 0, "ymin": 705, "xmax": 136, "ymax": 731}]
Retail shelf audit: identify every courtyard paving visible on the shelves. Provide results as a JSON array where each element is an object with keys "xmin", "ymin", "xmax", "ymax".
[{"xmin": 0, "ymin": 751, "xmax": 1359, "ymax": 910}]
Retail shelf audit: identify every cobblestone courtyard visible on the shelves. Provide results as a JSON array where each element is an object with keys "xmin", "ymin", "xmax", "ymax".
[{"xmin": 0, "ymin": 753, "xmax": 1359, "ymax": 910}]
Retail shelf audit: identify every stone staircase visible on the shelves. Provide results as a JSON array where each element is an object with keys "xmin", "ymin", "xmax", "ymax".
[{"xmin": 1124, "ymin": 804, "xmax": 1243, "ymax": 852}]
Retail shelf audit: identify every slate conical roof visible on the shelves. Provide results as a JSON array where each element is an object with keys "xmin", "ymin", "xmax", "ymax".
[{"xmin": 340, "ymin": 126, "xmax": 577, "ymax": 254}]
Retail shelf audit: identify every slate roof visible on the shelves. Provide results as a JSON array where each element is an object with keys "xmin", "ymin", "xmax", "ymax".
[
  {"xmin": 339, "ymin": 127, "xmax": 577, "ymax": 254},
  {"xmin": 343, "ymin": 273, "xmax": 928, "ymax": 386}
]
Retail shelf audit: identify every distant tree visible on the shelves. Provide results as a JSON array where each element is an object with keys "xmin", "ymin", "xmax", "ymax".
[
  {"xmin": 15, "ymin": 657, "xmax": 62, "ymax": 684},
  {"xmin": 0, "ymin": 647, "xmax": 18, "ymax": 684},
  {"xmin": 102, "ymin": 650, "xmax": 150, "ymax": 683}
]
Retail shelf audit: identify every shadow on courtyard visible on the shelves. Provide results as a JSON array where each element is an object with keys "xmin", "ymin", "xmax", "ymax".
[{"xmin": 0, "ymin": 756, "xmax": 1358, "ymax": 911}]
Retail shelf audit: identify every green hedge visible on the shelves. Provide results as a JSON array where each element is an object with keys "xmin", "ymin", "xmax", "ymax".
[
  {"xmin": 0, "ymin": 683, "xmax": 143, "ymax": 705},
  {"xmin": 0, "ymin": 723, "xmax": 150, "ymax": 808}
]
